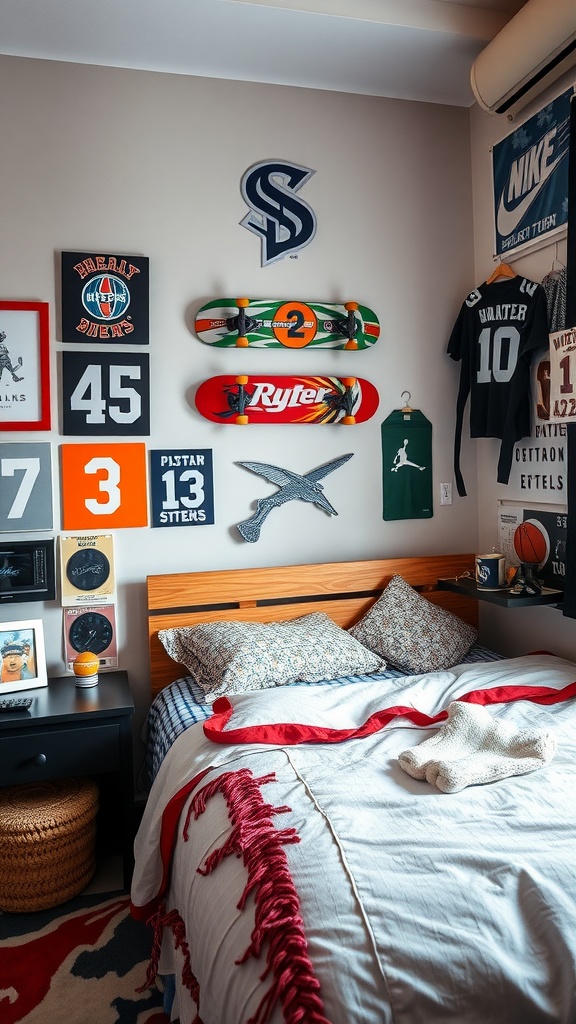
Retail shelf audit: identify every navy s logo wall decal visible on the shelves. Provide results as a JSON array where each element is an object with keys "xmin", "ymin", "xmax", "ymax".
[{"xmin": 240, "ymin": 160, "xmax": 317, "ymax": 266}]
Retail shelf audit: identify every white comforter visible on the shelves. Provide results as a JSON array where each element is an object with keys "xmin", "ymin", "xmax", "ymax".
[{"xmin": 132, "ymin": 654, "xmax": 576, "ymax": 1024}]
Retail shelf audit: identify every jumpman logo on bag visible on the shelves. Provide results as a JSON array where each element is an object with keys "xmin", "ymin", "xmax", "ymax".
[{"xmin": 391, "ymin": 438, "xmax": 425, "ymax": 472}]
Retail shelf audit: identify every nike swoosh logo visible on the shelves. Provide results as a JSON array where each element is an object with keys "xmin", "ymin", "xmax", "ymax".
[{"xmin": 497, "ymin": 150, "xmax": 567, "ymax": 238}]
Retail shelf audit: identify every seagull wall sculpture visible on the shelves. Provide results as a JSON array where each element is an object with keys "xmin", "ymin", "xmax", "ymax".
[{"xmin": 236, "ymin": 453, "xmax": 353, "ymax": 542}]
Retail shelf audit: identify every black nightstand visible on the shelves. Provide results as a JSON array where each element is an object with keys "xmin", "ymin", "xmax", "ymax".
[{"xmin": 0, "ymin": 670, "xmax": 135, "ymax": 889}]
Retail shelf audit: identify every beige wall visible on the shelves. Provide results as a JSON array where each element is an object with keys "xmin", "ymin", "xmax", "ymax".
[
  {"xmin": 469, "ymin": 71, "xmax": 576, "ymax": 662},
  {"xmin": 1, "ymin": 55, "xmax": 478, "ymax": 754}
]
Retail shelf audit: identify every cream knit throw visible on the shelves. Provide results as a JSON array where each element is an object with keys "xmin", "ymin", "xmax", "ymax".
[{"xmin": 398, "ymin": 700, "xmax": 556, "ymax": 793}]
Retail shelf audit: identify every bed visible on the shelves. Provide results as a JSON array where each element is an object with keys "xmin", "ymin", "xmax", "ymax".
[{"xmin": 132, "ymin": 554, "xmax": 576, "ymax": 1024}]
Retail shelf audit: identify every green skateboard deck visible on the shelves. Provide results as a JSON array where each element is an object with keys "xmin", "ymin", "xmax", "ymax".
[{"xmin": 194, "ymin": 298, "xmax": 379, "ymax": 350}]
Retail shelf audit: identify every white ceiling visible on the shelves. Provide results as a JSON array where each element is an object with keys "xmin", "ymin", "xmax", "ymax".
[{"xmin": 0, "ymin": 0, "xmax": 528, "ymax": 106}]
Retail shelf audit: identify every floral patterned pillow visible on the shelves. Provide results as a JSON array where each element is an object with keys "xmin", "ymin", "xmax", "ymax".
[
  {"xmin": 158, "ymin": 612, "xmax": 385, "ymax": 703},
  {"xmin": 348, "ymin": 574, "xmax": 477, "ymax": 673}
]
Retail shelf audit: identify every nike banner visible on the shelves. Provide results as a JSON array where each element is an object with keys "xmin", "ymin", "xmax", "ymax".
[
  {"xmin": 381, "ymin": 409, "xmax": 433, "ymax": 521},
  {"xmin": 492, "ymin": 87, "xmax": 573, "ymax": 259}
]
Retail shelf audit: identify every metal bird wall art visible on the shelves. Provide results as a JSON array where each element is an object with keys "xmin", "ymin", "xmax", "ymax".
[{"xmin": 236, "ymin": 453, "xmax": 353, "ymax": 543}]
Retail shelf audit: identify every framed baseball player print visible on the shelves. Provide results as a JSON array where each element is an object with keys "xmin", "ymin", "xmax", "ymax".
[
  {"xmin": 0, "ymin": 618, "xmax": 48, "ymax": 694},
  {"xmin": 0, "ymin": 301, "xmax": 51, "ymax": 431}
]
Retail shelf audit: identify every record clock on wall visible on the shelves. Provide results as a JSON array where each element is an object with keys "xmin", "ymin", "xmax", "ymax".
[
  {"xmin": 66, "ymin": 547, "xmax": 111, "ymax": 593},
  {"xmin": 64, "ymin": 604, "xmax": 118, "ymax": 669},
  {"xmin": 68, "ymin": 610, "xmax": 114, "ymax": 655}
]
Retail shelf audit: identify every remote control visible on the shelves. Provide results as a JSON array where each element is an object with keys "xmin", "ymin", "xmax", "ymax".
[{"xmin": 0, "ymin": 696, "xmax": 33, "ymax": 712}]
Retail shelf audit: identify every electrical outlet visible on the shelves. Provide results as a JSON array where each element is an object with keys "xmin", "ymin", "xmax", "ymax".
[{"xmin": 440, "ymin": 482, "xmax": 452, "ymax": 505}]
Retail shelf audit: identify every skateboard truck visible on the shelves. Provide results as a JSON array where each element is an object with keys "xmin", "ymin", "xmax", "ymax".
[
  {"xmin": 226, "ymin": 298, "xmax": 261, "ymax": 347},
  {"xmin": 323, "ymin": 377, "xmax": 359, "ymax": 424},
  {"xmin": 340, "ymin": 377, "xmax": 358, "ymax": 424},
  {"xmin": 233, "ymin": 375, "xmax": 251, "ymax": 424},
  {"xmin": 334, "ymin": 302, "xmax": 360, "ymax": 350}
]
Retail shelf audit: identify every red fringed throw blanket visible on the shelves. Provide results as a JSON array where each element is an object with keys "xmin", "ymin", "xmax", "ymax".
[{"xmin": 141, "ymin": 768, "xmax": 330, "ymax": 1024}]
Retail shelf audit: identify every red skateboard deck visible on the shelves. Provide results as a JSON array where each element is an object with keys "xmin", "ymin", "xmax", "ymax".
[
  {"xmin": 194, "ymin": 298, "xmax": 379, "ymax": 350},
  {"xmin": 195, "ymin": 375, "xmax": 379, "ymax": 424}
]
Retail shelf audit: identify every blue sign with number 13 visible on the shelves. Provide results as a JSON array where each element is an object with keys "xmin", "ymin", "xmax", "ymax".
[{"xmin": 150, "ymin": 449, "xmax": 214, "ymax": 528}]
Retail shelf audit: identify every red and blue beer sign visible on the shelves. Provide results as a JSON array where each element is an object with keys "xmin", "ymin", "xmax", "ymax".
[{"xmin": 61, "ymin": 251, "xmax": 149, "ymax": 344}]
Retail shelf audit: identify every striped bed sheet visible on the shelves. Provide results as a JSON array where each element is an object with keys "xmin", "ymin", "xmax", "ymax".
[{"xmin": 144, "ymin": 642, "xmax": 503, "ymax": 783}]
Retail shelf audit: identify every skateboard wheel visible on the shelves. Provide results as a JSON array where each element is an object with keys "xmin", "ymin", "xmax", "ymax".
[
  {"xmin": 236, "ymin": 336, "xmax": 249, "ymax": 347},
  {"xmin": 342, "ymin": 377, "xmax": 357, "ymax": 388},
  {"xmin": 344, "ymin": 301, "xmax": 358, "ymax": 311},
  {"xmin": 342, "ymin": 415, "xmax": 356, "ymax": 425},
  {"xmin": 344, "ymin": 340, "xmax": 359, "ymax": 350},
  {"xmin": 237, "ymin": 298, "xmax": 250, "ymax": 308},
  {"xmin": 236, "ymin": 414, "xmax": 249, "ymax": 425},
  {"xmin": 236, "ymin": 375, "xmax": 249, "ymax": 385}
]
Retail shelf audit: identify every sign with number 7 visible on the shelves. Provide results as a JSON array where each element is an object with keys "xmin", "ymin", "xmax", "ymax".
[{"xmin": 61, "ymin": 443, "xmax": 148, "ymax": 529}]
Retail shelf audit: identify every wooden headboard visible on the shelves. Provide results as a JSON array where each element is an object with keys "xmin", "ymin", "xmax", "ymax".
[{"xmin": 147, "ymin": 554, "xmax": 477, "ymax": 696}]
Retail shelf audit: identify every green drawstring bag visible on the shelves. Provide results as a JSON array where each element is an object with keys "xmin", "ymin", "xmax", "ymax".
[{"xmin": 381, "ymin": 409, "xmax": 433, "ymax": 520}]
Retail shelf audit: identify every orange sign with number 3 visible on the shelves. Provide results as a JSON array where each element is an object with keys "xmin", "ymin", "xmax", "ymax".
[{"xmin": 61, "ymin": 443, "xmax": 148, "ymax": 529}]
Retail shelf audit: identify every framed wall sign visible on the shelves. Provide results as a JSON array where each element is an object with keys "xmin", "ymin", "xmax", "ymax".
[
  {"xmin": 61, "ymin": 251, "xmax": 149, "ymax": 345},
  {"xmin": 0, "ymin": 618, "xmax": 48, "ymax": 694},
  {"xmin": 63, "ymin": 604, "xmax": 118, "ymax": 670},
  {"xmin": 61, "ymin": 442, "xmax": 148, "ymax": 529},
  {"xmin": 62, "ymin": 351, "xmax": 150, "ymax": 435},
  {"xmin": 0, "ymin": 539, "xmax": 56, "ymax": 605},
  {"xmin": 60, "ymin": 534, "xmax": 116, "ymax": 606},
  {"xmin": 0, "ymin": 301, "xmax": 51, "ymax": 431},
  {"xmin": 491, "ymin": 88, "xmax": 572, "ymax": 259},
  {"xmin": 0, "ymin": 442, "xmax": 54, "ymax": 532},
  {"xmin": 549, "ymin": 325, "xmax": 576, "ymax": 424},
  {"xmin": 150, "ymin": 449, "xmax": 214, "ymax": 527}
]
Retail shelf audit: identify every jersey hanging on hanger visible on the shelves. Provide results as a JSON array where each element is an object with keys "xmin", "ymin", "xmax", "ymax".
[
  {"xmin": 447, "ymin": 277, "xmax": 549, "ymax": 496},
  {"xmin": 381, "ymin": 409, "xmax": 432, "ymax": 520}
]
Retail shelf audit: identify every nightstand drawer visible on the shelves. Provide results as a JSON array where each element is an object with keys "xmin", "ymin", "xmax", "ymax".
[{"xmin": 1, "ymin": 723, "xmax": 120, "ymax": 786}]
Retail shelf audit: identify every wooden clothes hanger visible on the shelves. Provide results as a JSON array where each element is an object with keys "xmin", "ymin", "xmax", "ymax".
[
  {"xmin": 486, "ymin": 259, "xmax": 516, "ymax": 284},
  {"xmin": 400, "ymin": 391, "xmax": 414, "ymax": 413}
]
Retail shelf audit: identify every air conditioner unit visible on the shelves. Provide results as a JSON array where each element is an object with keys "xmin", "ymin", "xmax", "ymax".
[{"xmin": 470, "ymin": 0, "xmax": 576, "ymax": 116}]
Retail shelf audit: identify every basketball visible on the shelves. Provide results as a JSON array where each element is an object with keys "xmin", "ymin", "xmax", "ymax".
[
  {"xmin": 73, "ymin": 651, "xmax": 100, "ymax": 677},
  {"xmin": 513, "ymin": 520, "xmax": 548, "ymax": 565}
]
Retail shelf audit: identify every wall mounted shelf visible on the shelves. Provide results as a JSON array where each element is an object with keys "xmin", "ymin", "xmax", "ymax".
[{"xmin": 438, "ymin": 575, "xmax": 563, "ymax": 609}]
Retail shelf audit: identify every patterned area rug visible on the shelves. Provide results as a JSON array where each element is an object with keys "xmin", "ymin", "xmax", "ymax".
[{"xmin": 0, "ymin": 890, "xmax": 169, "ymax": 1024}]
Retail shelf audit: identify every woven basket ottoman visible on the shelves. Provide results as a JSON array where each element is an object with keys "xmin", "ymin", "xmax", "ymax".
[{"xmin": 0, "ymin": 776, "xmax": 99, "ymax": 913}]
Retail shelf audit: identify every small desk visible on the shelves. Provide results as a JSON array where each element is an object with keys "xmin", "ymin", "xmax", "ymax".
[
  {"xmin": 438, "ymin": 575, "xmax": 564, "ymax": 609},
  {"xmin": 0, "ymin": 670, "xmax": 135, "ymax": 889}
]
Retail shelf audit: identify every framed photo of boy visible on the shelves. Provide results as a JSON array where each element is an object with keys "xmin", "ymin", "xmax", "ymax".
[
  {"xmin": 0, "ymin": 301, "xmax": 51, "ymax": 431},
  {"xmin": 0, "ymin": 618, "xmax": 48, "ymax": 693}
]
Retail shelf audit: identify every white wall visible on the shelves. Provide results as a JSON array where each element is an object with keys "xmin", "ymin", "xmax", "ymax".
[
  {"xmin": 0, "ymin": 55, "xmax": 478, "ymax": 761},
  {"xmin": 469, "ymin": 71, "xmax": 576, "ymax": 663}
]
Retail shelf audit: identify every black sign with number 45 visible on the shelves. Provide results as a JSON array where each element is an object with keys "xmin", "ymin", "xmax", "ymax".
[{"xmin": 62, "ymin": 351, "xmax": 150, "ymax": 435}]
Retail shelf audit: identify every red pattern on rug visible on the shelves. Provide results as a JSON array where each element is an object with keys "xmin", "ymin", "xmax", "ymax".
[{"xmin": 0, "ymin": 894, "xmax": 168, "ymax": 1024}]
